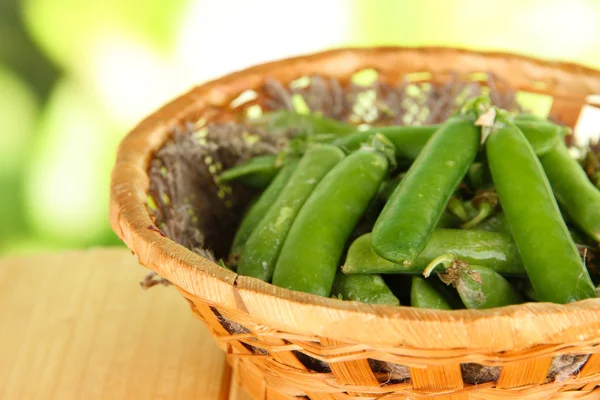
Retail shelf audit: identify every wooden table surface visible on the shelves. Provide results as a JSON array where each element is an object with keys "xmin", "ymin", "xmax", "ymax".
[{"xmin": 0, "ymin": 248, "xmax": 251, "ymax": 400}]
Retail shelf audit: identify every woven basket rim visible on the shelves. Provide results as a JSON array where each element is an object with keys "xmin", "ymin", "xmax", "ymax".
[{"xmin": 110, "ymin": 45, "xmax": 600, "ymax": 351}]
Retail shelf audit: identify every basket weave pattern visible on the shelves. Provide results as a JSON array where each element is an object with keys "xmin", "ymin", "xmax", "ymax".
[{"xmin": 110, "ymin": 47, "xmax": 600, "ymax": 399}]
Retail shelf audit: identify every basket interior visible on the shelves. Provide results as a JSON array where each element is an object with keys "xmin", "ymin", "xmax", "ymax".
[{"xmin": 147, "ymin": 70, "xmax": 555, "ymax": 260}]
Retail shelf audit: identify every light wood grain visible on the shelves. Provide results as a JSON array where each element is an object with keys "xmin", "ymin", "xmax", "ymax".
[{"xmin": 0, "ymin": 248, "xmax": 249, "ymax": 400}]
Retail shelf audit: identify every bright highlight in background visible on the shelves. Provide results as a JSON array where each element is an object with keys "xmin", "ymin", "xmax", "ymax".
[
  {"xmin": 24, "ymin": 79, "xmax": 118, "ymax": 247},
  {"xmin": 89, "ymin": 34, "xmax": 181, "ymax": 127},
  {"xmin": 174, "ymin": 0, "xmax": 352, "ymax": 85}
]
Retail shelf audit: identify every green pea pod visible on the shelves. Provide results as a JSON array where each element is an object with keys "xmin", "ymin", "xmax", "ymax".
[
  {"xmin": 217, "ymin": 259, "xmax": 233, "ymax": 271},
  {"xmin": 229, "ymin": 159, "xmax": 300, "ymax": 262},
  {"xmin": 410, "ymin": 276, "xmax": 452, "ymax": 309},
  {"xmin": 486, "ymin": 113, "xmax": 596, "ymax": 303},
  {"xmin": 447, "ymin": 229, "xmax": 525, "ymax": 273},
  {"xmin": 514, "ymin": 113, "xmax": 547, "ymax": 123},
  {"xmin": 334, "ymin": 121, "xmax": 563, "ymax": 163},
  {"xmin": 342, "ymin": 230, "xmax": 524, "ymax": 275},
  {"xmin": 540, "ymin": 142, "xmax": 600, "ymax": 243},
  {"xmin": 447, "ymin": 196, "xmax": 470, "ymax": 222},
  {"xmin": 428, "ymin": 278, "xmax": 465, "ymax": 309},
  {"xmin": 423, "ymin": 256, "xmax": 523, "ymax": 309},
  {"xmin": 334, "ymin": 125, "xmax": 438, "ymax": 160},
  {"xmin": 446, "ymin": 265, "xmax": 523, "ymax": 309},
  {"xmin": 219, "ymin": 154, "xmax": 280, "ymax": 188},
  {"xmin": 237, "ymin": 145, "xmax": 345, "ymax": 281},
  {"xmin": 376, "ymin": 177, "xmax": 467, "ymax": 227},
  {"xmin": 468, "ymin": 215, "xmax": 594, "ymax": 267},
  {"xmin": 252, "ymin": 110, "xmax": 356, "ymax": 135},
  {"xmin": 467, "ymin": 162, "xmax": 493, "ymax": 191},
  {"xmin": 372, "ymin": 116, "xmax": 480, "ymax": 265},
  {"xmin": 332, "ymin": 271, "xmax": 400, "ymax": 306},
  {"xmin": 513, "ymin": 121, "xmax": 567, "ymax": 157},
  {"xmin": 378, "ymin": 173, "xmax": 405, "ymax": 202},
  {"xmin": 272, "ymin": 145, "xmax": 391, "ymax": 296}
]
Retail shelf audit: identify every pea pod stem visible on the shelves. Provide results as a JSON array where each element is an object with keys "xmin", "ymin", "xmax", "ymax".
[
  {"xmin": 465, "ymin": 212, "xmax": 511, "ymax": 234},
  {"xmin": 448, "ymin": 196, "xmax": 469, "ymax": 222},
  {"xmin": 461, "ymin": 203, "xmax": 494, "ymax": 229},
  {"xmin": 423, "ymin": 253, "xmax": 456, "ymax": 278},
  {"xmin": 460, "ymin": 190, "xmax": 498, "ymax": 229},
  {"xmin": 361, "ymin": 133, "xmax": 398, "ymax": 171}
]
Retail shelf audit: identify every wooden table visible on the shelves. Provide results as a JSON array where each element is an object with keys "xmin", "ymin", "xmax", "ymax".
[{"xmin": 0, "ymin": 248, "xmax": 251, "ymax": 400}]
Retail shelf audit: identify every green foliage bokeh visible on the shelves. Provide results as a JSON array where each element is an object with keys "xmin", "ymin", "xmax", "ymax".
[{"xmin": 2, "ymin": 0, "xmax": 600, "ymax": 255}]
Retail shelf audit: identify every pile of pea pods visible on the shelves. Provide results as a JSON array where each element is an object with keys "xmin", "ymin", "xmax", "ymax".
[{"xmin": 219, "ymin": 96, "xmax": 600, "ymax": 309}]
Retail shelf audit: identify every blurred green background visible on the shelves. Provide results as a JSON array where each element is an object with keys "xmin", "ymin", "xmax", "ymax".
[{"xmin": 2, "ymin": 0, "xmax": 600, "ymax": 255}]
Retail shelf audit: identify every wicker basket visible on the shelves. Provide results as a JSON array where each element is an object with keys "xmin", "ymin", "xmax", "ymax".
[{"xmin": 110, "ymin": 47, "xmax": 600, "ymax": 399}]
